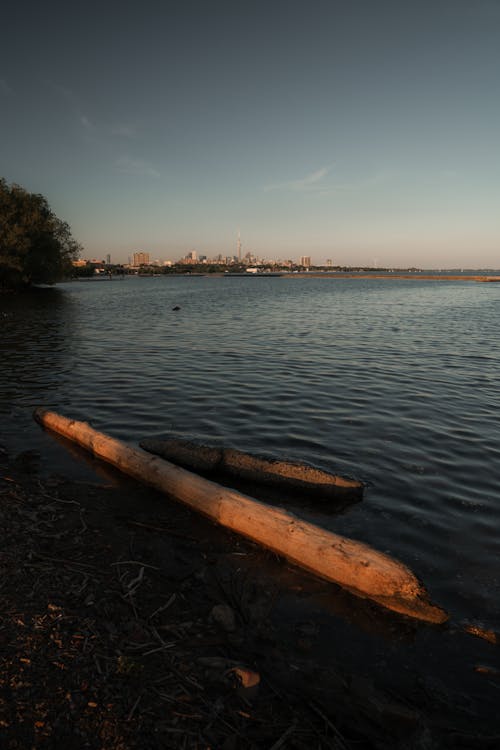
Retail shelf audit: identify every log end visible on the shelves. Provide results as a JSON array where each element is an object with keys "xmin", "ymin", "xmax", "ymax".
[
  {"xmin": 222, "ymin": 447, "xmax": 364, "ymax": 495},
  {"xmin": 33, "ymin": 407, "xmax": 49, "ymax": 425},
  {"xmin": 371, "ymin": 593, "xmax": 449, "ymax": 625}
]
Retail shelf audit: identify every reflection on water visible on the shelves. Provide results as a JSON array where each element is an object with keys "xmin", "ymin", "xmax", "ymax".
[
  {"xmin": 2, "ymin": 287, "xmax": 75, "ymax": 414},
  {"xmin": 2, "ymin": 276, "xmax": 500, "ymax": 635},
  {"xmin": 1, "ymin": 287, "xmax": 98, "ymax": 479}
]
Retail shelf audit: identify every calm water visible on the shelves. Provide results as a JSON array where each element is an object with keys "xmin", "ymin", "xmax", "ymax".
[{"xmin": 2, "ymin": 275, "xmax": 500, "ymax": 715}]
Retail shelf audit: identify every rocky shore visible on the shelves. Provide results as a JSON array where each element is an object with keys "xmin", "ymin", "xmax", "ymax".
[{"xmin": 1, "ymin": 445, "xmax": 499, "ymax": 749}]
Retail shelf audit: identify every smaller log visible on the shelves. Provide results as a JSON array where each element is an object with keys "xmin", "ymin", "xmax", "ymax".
[
  {"xmin": 33, "ymin": 408, "xmax": 448, "ymax": 624},
  {"xmin": 140, "ymin": 437, "xmax": 223, "ymax": 472},
  {"xmin": 140, "ymin": 437, "xmax": 363, "ymax": 501}
]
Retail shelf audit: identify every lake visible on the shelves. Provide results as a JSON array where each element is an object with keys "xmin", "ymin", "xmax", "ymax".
[{"xmin": 2, "ymin": 274, "xmax": 500, "ymax": 720}]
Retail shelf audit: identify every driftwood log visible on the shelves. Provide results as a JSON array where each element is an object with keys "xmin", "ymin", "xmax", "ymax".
[
  {"xmin": 140, "ymin": 437, "xmax": 363, "ymax": 501},
  {"xmin": 33, "ymin": 408, "xmax": 447, "ymax": 624}
]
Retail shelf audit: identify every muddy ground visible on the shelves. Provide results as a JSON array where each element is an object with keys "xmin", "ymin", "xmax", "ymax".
[{"xmin": 1, "ymin": 445, "xmax": 499, "ymax": 749}]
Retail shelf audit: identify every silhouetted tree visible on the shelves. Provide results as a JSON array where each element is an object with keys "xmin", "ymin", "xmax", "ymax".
[{"xmin": 0, "ymin": 178, "xmax": 81, "ymax": 290}]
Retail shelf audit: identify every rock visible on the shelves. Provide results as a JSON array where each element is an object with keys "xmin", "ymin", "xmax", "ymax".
[
  {"xmin": 209, "ymin": 604, "xmax": 236, "ymax": 632},
  {"xmin": 229, "ymin": 666, "xmax": 260, "ymax": 689},
  {"xmin": 228, "ymin": 667, "xmax": 260, "ymax": 699}
]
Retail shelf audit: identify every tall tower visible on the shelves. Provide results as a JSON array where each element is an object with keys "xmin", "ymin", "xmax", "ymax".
[{"xmin": 237, "ymin": 230, "xmax": 241, "ymax": 262}]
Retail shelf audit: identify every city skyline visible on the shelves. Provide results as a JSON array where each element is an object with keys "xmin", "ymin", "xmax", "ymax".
[{"xmin": 1, "ymin": 1, "xmax": 499, "ymax": 268}]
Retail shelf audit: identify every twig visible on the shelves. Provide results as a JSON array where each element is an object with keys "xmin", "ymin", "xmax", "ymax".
[
  {"xmin": 126, "ymin": 519, "xmax": 197, "ymax": 541},
  {"xmin": 150, "ymin": 593, "xmax": 176, "ymax": 620},
  {"xmin": 142, "ymin": 642, "xmax": 176, "ymax": 656},
  {"xmin": 269, "ymin": 719, "xmax": 297, "ymax": 750},
  {"xmin": 127, "ymin": 693, "xmax": 142, "ymax": 722},
  {"xmin": 79, "ymin": 510, "xmax": 87, "ymax": 532},
  {"xmin": 151, "ymin": 625, "xmax": 168, "ymax": 646},
  {"xmin": 308, "ymin": 701, "xmax": 349, "ymax": 749},
  {"xmin": 127, "ymin": 566, "xmax": 145, "ymax": 592},
  {"xmin": 168, "ymin": 663, "xmax": 205, "ymax": 691},
  {"xmin": 93, "ymin": 653, "xmax": 103, "ymax": 675},
  {"xmin": 33, "ymin": 553, "xmax": 98, "ymax": 569},
  {"xmin": 111, "ymin": 560, "xmax": 159, "ymax": 570}
]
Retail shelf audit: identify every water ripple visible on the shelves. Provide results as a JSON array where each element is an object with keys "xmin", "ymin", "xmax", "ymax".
[{"xmin": 2, "ymin": 276, "xmax": 500, "ymax": 628}]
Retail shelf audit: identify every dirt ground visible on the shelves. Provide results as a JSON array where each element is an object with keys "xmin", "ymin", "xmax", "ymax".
[{"xmin": 1, "ymin": 445, "xmax": 499, "ymax": 749}]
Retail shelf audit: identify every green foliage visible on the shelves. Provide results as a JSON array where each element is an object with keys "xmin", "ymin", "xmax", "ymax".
[
  {"xmin": 72, "ymin": 262, "xmax": 96, "ymax": 278},
  {"xmin": 0, "ymin": 178, "xmax": 82, "ymax": 290}
]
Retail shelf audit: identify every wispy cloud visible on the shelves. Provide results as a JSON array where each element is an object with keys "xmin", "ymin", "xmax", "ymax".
[
  {"xmin": 48, "ymin": 81, "xmax": 136, "ymax": 139},
  {"xmin": 80, "ymin": 115, "xmax": 95, "ymax": 131},
  {"xmin": 48, "ymin": 82, "xmax": 154, "ymax": 178},
  {"xmin": 115, "ymin": 155, "xmax": 160, "ymax": 178},
  {"xmin": 334, "ymin": 170, "xmax": 399, "ymax": 191},
  {"xmin": 264, "ymin": 166, "xmax": 331, "ymax": 193},
  {"xmin": 110, "ymin": 123, "xmax": 137, "ymax": 137},
  {"xmin": 47, "ymin": 82, "xmax": 95, "ymax": 136},
  {"xmin": 0, "ymin": 79, "xmax": 12, "ymax": 95},
  {"xmin": 47, "ymin": 81, "xmax": 78, "ymax": 108},
  {"xmin": 264, "ymin": 166, "xmax": 399, "ymax": 195}
]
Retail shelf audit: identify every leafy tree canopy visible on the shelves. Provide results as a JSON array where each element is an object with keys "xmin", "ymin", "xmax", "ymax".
[{"xmin": 0, "ymin": 178, "xmax": 82, "ymax": 290}]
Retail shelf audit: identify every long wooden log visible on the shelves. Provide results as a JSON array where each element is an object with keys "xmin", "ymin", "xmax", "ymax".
[{"xmin": 33, "ymin": 408, "xmax": 447, "ymax": 624}]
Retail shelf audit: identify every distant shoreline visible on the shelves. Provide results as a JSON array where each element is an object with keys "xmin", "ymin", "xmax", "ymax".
[
  {"xmin": 286, "ymin": 273, "xmax": 500, "ymax": 282},
  {"xmin": 69, "ymin": 272, "xmax": 500, "ymax": 283}
]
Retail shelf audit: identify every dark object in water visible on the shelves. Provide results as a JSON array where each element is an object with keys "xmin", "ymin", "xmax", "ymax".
[
  {"xmin": 172, "ymin": 305, "xmax": 181, "ymax": 311},
  {"xmin": 139, "ymin": 436, "xmax": 364, "ymax": 502}
]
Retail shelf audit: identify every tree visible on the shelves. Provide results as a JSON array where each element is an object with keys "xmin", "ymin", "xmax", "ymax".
[{"xmin": 0, "ymin": 178, "xmax": 82, "ymax": 290}]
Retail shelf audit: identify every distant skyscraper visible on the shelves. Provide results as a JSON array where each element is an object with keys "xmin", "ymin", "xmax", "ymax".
[
  {"xmin": 106, "ymin": 253, "xmax": 111, "ymax": 265},
  {"xmin": 133, "ymin": 251, "xmax": 150, "ymax": 266},
  {"xmin": 300, "ymin": 256, "xmax": 311, "ymax": 267},
  {"xmin": 237, "ymin": 231, "xmax": 241, "ymax": 262}
]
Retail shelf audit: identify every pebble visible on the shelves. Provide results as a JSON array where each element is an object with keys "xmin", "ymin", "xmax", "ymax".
[{"xmin": 209, "ymin": 604, "xmax": 236, "ymax": 632}]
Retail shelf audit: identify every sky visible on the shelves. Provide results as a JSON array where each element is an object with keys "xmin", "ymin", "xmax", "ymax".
[{"xmin": 1, "ymin": 0, "xmax": 499, "ymax": 268}]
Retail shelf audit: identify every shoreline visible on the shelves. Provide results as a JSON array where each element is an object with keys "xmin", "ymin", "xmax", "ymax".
[
  {"xmin": 286, "ymin": 273, "xmax": 500, "ymax": 281},
  {"xmin": 67, "ymin": 272, "xmax": 500, "ymax": 283},
  {"xmin": 1, "ymin": 444, "xmax": 499, "ymax": 747}
]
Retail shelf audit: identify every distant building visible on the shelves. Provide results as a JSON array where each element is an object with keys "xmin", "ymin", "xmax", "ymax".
[
  {"xmin": 300, "ymin": 256, "xmax": 311, "ymax": 267},
  {"xmin": 180, "ymin": 250, "xmax": 198, "ymax": 264},
  {"xmin": 133, "ymin": 251, "xmax": 150, "ymax": 266},
  {"xmin": 106, "ymin": 254, "xmax": 111, "ymax": 265}
]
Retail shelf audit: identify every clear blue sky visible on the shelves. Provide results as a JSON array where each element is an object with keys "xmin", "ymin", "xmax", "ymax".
[{"xmin": 1, "ymin": 0, "xmax": 499, "ymax": 267}]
